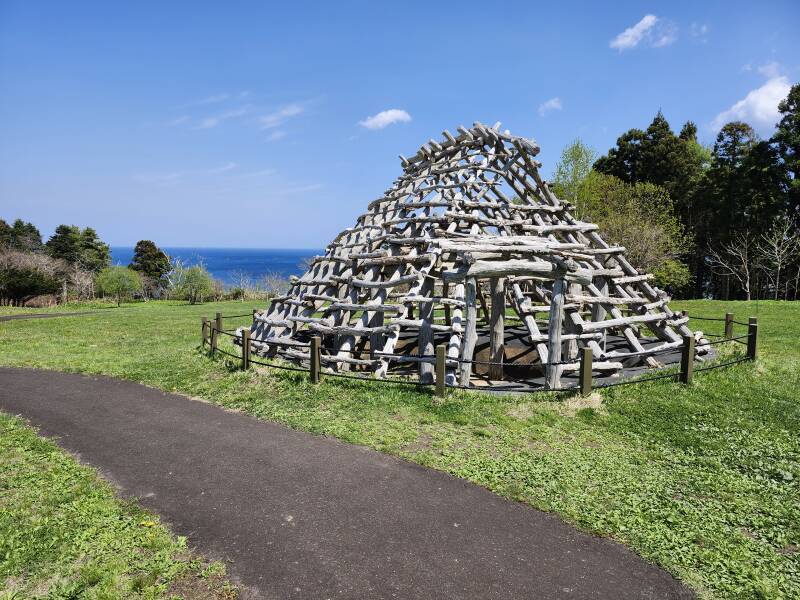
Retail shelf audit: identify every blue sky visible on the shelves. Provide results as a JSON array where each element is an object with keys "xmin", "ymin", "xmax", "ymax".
[{"xmin": 1, "ymin": 1, "xmax": 798, "ymax": 248}]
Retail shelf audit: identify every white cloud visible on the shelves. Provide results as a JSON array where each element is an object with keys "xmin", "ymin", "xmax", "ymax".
[
  {"xmin": 260, "ymin": 104, "xmax": 304, "ymax": 129},
  {"xmin": 358, "ymin": 109, "xmax": 412, "ymax": 130},
  {"xmin": 610, "ymin": 15, "xmax": 677, "ymax": 51},
  {"xmin": 167, "ymin": 115, "xmax": 190, "ymax": 126},
  {"xmin": 266, "ymin": 130, "xmax": 287, "ymax": 142},
  {"xmin": 711, "ymin": 74, "xmax": 791, "ymax": 131},
  {"xmin": 690, "ymin": 22, "xmax": 709, "ymax": 39},
  {"xmin": 538, "ymin": 97, "xmax": 562, "ymax": 117},
  {"xmin": 610, "ymin": 15, "xmax": 658, "ymax": 50},
  {"xmin": 196, "ymin": 106, "xmax": 250, "ymax": 129},
  {"xmin": 208, "ymin": 162, "xmax": 238, "ymax": 174},
  {"xmin": 758, "ymin": 61, "xmax": 781, "ymax": 78}
]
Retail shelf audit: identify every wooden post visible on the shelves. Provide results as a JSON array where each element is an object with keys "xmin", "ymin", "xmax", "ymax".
[
  {"xmin": 241, "ymin": 329, "xmax": 250, "ymax": 370},
  {"xmin": 443, "ymin": 282, "xmax": 451, "ymax": 326},
  {"xmin": 201, "ymin": 317, "xmax": 208, "ymax": 347},
  {"xmin": 459, "ymin": 277, "xmax": 478, "ymax": 387},
  {"xmin": 310, "ymin": 336, "xmax": 321, "ymax": 383},
  {"xmin": 211, "ymin": 313, "xmax": 221, "ymax": 354},
  {"xmin": 489, "ymin": 276, "xmax": 505, "ymax": 380},
  {"xmin": 724, "ymin": 313, "xmax": 734, "ymax": 340},
  {"xmin": 579, "ymin": 346, "xmax": 592, "ymax": 396},
  {"xmin": 252, "ymin": 308, "xmax": 258, "ymax": 319},
  {"xmin": 435, "ymin": 344, "xmax": 446, "ymax": 398},
  {"xmin": 747, "ymin": 317, "xmax": 758, "ymax": 360},
  {"xmin": 545, "ymin": 277, "xmax": 566, "ymax": 390},
  {"xmin": 418, "ymin": 283, "xmax": 435, "ymax": 383},
  {"xmin": 679, "ymin": 334, "xmax": 695, "ymax": 384}
]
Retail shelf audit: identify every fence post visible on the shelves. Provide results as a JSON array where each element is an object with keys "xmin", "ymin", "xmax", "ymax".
[
  {"xmin": 210, "ymin": 313, "xmax": 221, "ymax": 355},
  {"xmin": 241, "ymin": 329, "xmax": 250, "ymax": 370},
  {"xmin": 679, "ymin": 334, "xmax": 695, "ymax": 384},
  {"xmin": 310, "ymin": 336, "xmax": 321, "ymax": 384},
  {"xmin": 579, "ymin": 346, "xmax": 593, "ymax": 396},
  {"xmin": 201, "ymin": 317, "xmax": 208, "ymax": 347},
  {"xmin": 747, "ymin": 317, "xmax": 758, "ymax": 360},
  {"xmin": 252, "ymin": 308, "xmax": 258, "ymax": 320},
  {"xmin": 724, "ymin": 313, "xmax": 734, "ymax": 340},
  {"xmin": 435, "ymin": 345, "xmax": 446, "ymax": 399}
]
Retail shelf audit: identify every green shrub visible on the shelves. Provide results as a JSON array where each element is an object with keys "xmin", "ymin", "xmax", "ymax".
[{"xmin": 95, "ymin": 266, "xmax": 141, "ymax": 306}]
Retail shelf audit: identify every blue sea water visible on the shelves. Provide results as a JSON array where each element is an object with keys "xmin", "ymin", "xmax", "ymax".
[{"xmin": 110, "ymin": 247, "xmax": 321, "ymax": 287}]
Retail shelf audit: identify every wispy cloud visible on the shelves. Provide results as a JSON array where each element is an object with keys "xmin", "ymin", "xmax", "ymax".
[
  {"xmin": 359, "ymin": 109, "xmax": 412, "ymax": 130},
  {"xmin": 259, "ymin": 104, "xmax": 305, "ymax": 129},
  {"xmin": 690, "ymin": 22, "xmax": 709, "ymax": 41},
  {"xmin": 266, "ymin": 130, "xmax": 287, "ymax": 142},
  {"xmin": 711, "ymin": 66, "xmax": 791, "ymax": 131},
  {"xmin": 538, "ymin": 97, "xmax": 562, "ymax": 117},
  {"xmin": 196, "ymin": 106, "xmax": 250, "ymax": 130},
  {"xmin": 167, "ymin": 115, "xmax": 190, "ymax": 126},
  {"xmin": 133, "ymin": 172, "xmax": 184, "ymax": 185},
  {"xmin": 208, "ymin": 162, "xmax": 238, "ymax": 174},
  {"xmin": 610, "ymin": 15, "xmax": 677, "ymax": 51},
  {"xmin": 281, "ymin": 183, "xmax": 324, "ymax": 194}
]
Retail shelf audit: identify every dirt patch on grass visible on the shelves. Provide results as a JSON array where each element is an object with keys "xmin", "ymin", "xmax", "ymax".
[
  {"xmin": 560, "ymin": 393, "xmax": 606, "ymax": 417},
  {"xmin": 166, "ymin": 569, "xmax": 239, "ymax": 600}
]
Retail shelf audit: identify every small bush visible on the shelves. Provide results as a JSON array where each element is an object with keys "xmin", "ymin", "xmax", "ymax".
[{"xmin": 96, "ymin": 266, "xmax": 141, "ymax": 307}]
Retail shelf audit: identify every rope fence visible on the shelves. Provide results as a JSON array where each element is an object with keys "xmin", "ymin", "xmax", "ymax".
[{"xmin": 199, "ymin": 309, "xmax": 759, "ymax": 399}]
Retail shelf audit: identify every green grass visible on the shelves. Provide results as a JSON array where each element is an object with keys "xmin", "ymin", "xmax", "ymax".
[
  {"xmin": 1, "ymin": 299, "xmax": 798, "ymax": 599},
  {"xmin": 0, "ymin": 412, "xmax": 237, "ymax": 599}
]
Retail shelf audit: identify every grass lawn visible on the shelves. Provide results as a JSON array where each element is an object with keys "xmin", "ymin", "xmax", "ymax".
[
  {"xmin": 1, "ymin": 299, "xmax": 798, "ymax": 599},
  {"xmin": 0, "ymin": 411, "xmax": 238, "ymax": 599}
]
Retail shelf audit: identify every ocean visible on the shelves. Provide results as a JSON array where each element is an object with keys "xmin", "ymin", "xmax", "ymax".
[{"xmin": 110, "ymin": 247, "xmax": 321, "ymax": 287}]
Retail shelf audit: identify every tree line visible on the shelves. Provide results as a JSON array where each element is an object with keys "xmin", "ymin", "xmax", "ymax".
[
  {"xmin": 0, "ymin": 221, "xmax": 288, "ymax": 306},
  {"xmin": 552, "ymin": 83, "xmax": 799, "ymax": 300}
]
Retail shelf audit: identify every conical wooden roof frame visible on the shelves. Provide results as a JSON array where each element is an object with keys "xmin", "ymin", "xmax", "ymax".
[{"xmin": 248, "ymin": 122, "xmax": 700, "ymax": 389}]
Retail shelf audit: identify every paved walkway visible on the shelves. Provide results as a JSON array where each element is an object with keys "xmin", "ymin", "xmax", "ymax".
[
  {"xmin": 0, "ymin": 311, "xmax": 95, "ymax": 321},
  {"xmin": 0, "ymin": 368, "xmax": 692, "ymax": 599}
]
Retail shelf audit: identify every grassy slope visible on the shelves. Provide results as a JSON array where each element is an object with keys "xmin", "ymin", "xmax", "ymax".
[
  {"xmin": 0, "ymin": 299, "xmax": 798, "ymax": 599},
  {"xmin": 0, "ymin": 412, "xmax": 237, "ymax": 599}
]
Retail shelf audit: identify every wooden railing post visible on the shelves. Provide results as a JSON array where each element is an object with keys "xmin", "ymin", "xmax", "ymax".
[
  {"xmin": 579, "ymin": 346, "xmax": 593, "ymax": 396},
  {"xmin": 747, "ymin": 317, "xmax": 758, "ymax": 360},
  {"xmin": 435, "ymin": 344, "xmax": 446, "ymax": 398},
  {"xmin": 201, "ymin": 317, "xmax": 208, "ymax": 347},
  {"xmin": 679, "ymin": 334, "xmax": 695, "ymax": 384},
  {"xmin": 724, "ymin": 313, "xmax": 734, "ymax": 340},
  {"xmin": 241, "ymin": 329, "xmax": 250, "ymax": 370},
  {"xmin": 252, "ymin": 308, "xmax": 258, "ymax": 320},
  {"xmin": 310, "ymin": 336, "xmax": 321, "ymax": 384},
  {"xmin": 210, "ymin": 313, "xmax": 221, "ymax": 355}
]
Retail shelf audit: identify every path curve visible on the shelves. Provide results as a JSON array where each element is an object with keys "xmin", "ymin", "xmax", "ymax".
[{"xmin": 0, "ymin": 368, "xmax": 692, "ymax": 599}]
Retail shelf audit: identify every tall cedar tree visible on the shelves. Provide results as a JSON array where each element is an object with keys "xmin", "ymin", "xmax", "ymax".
[
  {"xmin": 129, "ymin": 240, "xmax": 171, "ymax": 280},
  {"xmin": 0, "ymin": 219, "xmax": 44, "ymax": 252},
  {"xmin": 46, "ymin": 225, "xmax": 110, "ymax": 272},
  {"xmin": 773, "ymin": 83, "xmax": 800, "ymax": 215}
]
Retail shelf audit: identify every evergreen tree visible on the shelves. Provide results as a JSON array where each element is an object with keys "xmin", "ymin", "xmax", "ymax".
[
  {"xmin": 129, "ymin": 240, "xmax": 171, "ymax": 280},
  {"xmin": 0, "ymin": 219, "xmax": 44, "ymax": 252},
  {"xmin": 46, "ymin": 224, "xmax": 109, "ymax": 272},
  {"xmin": 45, "ymin": 225, "xmax": 82, "ymax": 264},
  {"xmin": 772, "ymin": 83, "xmax": 800, "ymax": 214}
]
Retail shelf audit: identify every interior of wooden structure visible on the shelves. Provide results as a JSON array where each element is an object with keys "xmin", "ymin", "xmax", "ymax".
[{"xmin": 243, "ymin": 122, "xmax": 708, "ymax": 389}]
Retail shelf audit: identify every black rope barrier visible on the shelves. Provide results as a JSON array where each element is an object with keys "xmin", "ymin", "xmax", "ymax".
[
  {"xmin": 594, "ymin": 370, "xmax": 679, "ymax": 389},
  {"xmin": 687, "ymin": 315, "xmax": 725, "ymax": 322},
  {"xmin": 694, "ymin": 355, "xmax": 750, "ymax": 372},
  {"xmin": 248, "ymin": 357, "xmax": 310, "ymax": 374}
]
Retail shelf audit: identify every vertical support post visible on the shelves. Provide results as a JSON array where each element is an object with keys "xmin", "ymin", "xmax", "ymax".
[
  {"xmin": 418, "ymin": 282, "xmax": 435, "ymax": 384},
  {"xmin": 579, "ymin": 346, "xmax": 593, "ymax": 396},
  {"xmin": 747, "ymin": 317, "xmax": 758, "ymax": 360},
  {"xmin": 489, "ymin": 276, "xmax": 505, "ymax": 381},
  {"xmin": 545, "ymin": 277, "xmax": 566, "ymax": 390},
  {"xmin": 201, "ymin": 317, "xmax": 208, "ymax": 347},
  {"xmin": 724, "ymin": 313, "xmax": 734, "ymax": 340},
  {"xmin": 443, "ymin": 282, "xmax": 451, "ymax": 326},
  {"xmin": 459, "ymin": 277, "xmax": 478, "ymax": 387},
  {"xmin": 241, "ymin": 329, "xmax": 250, "ymax": 370},
  {"xmin": 435, "ymin": 344, "xmax": 446, "ymax": 399},
  {"xmin": 310, "ymin": 336, "xmax": 321, "ymax": 383},
  {"xmin": 211, "ymin": 313, "xmax": 221, "ymax": 354},
  {"xmin": 252, "ymin": 308, "xmax": 258, "ymax": 320},
  {"xmin": 679, "ymin": 334, "xmax": 695, "ymax": 384}
]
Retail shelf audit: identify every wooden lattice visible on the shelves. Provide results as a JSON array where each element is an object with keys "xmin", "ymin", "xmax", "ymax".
[{"xmin": 246, "ymin": 122, "xmax": 705, "ymax": 389}]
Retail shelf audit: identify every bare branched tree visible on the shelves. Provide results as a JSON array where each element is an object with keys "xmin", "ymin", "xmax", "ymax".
[
  {"xmin": 757, "ymin": 215, "xmax": 800, "ymax": 300},
  {"xmin": 707, "ymin": 232, "xmax": 757, "ymax": 300},
  {"xmin": 259, "ymin": 272, "xmax": 289, "ymax": 298}
]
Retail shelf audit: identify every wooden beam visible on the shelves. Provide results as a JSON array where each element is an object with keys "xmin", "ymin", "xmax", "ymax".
[{"xmin": 489, "ymin": 276, "xmax": 505, "ymax": 380}]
